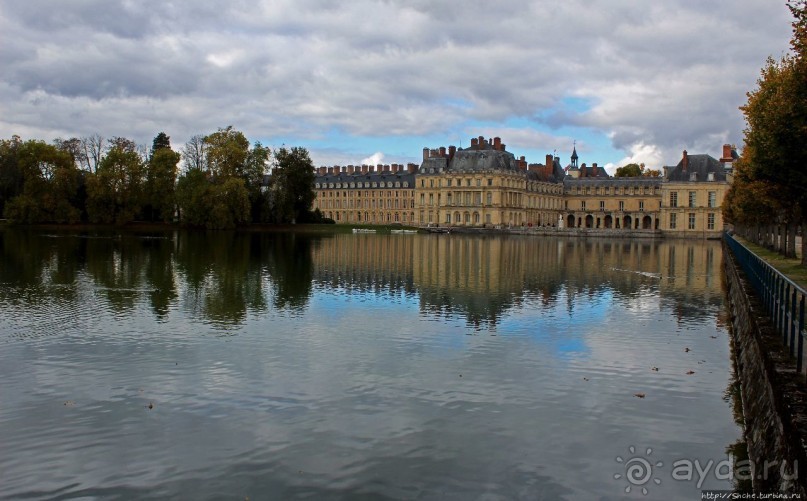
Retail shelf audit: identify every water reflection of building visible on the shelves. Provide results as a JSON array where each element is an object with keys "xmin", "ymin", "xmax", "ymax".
[
  {"xmin": 309, "ymin": 234, "xmax": 417, "ymax": 294},
  {"xmin": 307, "ymin": 233, "xmax": 725, "ymax": 327}
]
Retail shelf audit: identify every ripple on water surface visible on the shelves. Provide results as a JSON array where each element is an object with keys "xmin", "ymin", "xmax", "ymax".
[{"xmin": 0, "ymin": 233, "xmax": 740, "ymax": 500}]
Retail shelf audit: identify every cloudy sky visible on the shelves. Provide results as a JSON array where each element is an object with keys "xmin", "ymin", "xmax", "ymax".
[{"xmin": 0, "ymin": 1, "xmax": 795, "ymax": 172}]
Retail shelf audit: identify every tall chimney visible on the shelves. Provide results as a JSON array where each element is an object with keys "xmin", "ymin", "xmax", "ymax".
[
  {"xmin": 423, "ymin": 147, "xmax": 430, "ymax": 160},
  {"xmin": 682, "ymin": 150, "xmax": 688, "ymax": 171},
  {"xmin": 347, "ymin": 165, "xmax": 354, "ymax": 174},
  {"xmin": 581, "ymin": 163, "xmax": 586, "ymax": 178},
  {"xmin": 720, "ymin": 144, "xmax": 733, "ymax": 163},
  {"xmin": 592, "ymin": 163, "xmax": 598, "ymax": 177},
  {"xmin": 494, "ymin": 137, "xmax": 501, "ymax": 150},
  {"xmin": 408, "ymin": 163, "xmax": 417, "ymax": 173},
  {"xmin": 448, "ymin": 145, "xmax": 457, "ymax": 162},
  {"xmin": 439, "ymin": 146, "xmax": 446, "ymax": 158},
  {"xmin": 471, "ymin": 137, "xmax": 479, "ymax": 148}
]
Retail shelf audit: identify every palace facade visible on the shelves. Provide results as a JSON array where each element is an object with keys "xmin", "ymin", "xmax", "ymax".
[{"xmin": 311, "ymin": 137, "xmax": 736, "ymax": 238}]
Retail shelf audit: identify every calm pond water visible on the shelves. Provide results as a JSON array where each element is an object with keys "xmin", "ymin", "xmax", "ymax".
[{"xmin": 0, "ymin": 228, "xmax": 741, "ymax": 500}]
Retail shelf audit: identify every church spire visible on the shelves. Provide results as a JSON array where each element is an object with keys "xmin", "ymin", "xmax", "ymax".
[{"xmin": 571, "ymin": 140, "xmax": 578, "ymax": 168}]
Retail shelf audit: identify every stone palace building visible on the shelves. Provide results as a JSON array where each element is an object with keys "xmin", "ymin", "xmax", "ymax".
[{"xmin": 311, "ymin": 136, "xmax": 735, "ymax": 238}]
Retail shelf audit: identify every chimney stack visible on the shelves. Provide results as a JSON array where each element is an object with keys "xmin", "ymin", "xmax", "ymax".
[
  {"xmin": 471, "ymin": 137, "xmax": 479, "ymax": 149},
  {"xmin": 592, "ymin": 163, "xmax": 598, "ymax": 177},
  {"xmin": 408, "ymin": 163, "xmax": 417, "ymax": 173},
  {"xmin": 493, "ymin": 137, "xmax": 502, "ymax": 150},
  {"xmin": 682, "ymin": 150, "xmax": 688, "ymax": 171},
  {"xmin": 720, "ymin": 144, "xmax": 734, "ymax": 163},
  {"xmin": 448, "ymin": 145, "xmax": 457, "ymax": 162},
  {"xmin": 439, "ymin": 146, "xmax": 446, "ymax": 158},
  {"xmin": 423, "ymin": 147, "xmax": 430, "ymax": 160}
]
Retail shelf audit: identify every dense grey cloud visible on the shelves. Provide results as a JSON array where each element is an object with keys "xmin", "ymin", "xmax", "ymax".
[{"xmin": 0, "ymin": 0, "xmax": 794, "ymax": 167}]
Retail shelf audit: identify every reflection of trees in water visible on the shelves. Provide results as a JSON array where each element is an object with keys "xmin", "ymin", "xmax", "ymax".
[
  {"xmin": 0, "ymin": 228, "xmax": 320, "ymax": 327},
  {"xmin": 264, "ymin": 233, "xmax": 315, "ymax": 311},
  {"xmin": 0, "ymin": 229, "xmax": 82, "ymax": 304},
  {"xmin": 175, "ymin": 231, "xmax": 266, "ymax": 325}
]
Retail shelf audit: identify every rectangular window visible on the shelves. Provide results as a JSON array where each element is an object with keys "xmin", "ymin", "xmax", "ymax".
[
  {"xmin": 429, "ymin": 194, "xmax": 434, "ymax": 205},
  {"xmin": 619, "ymin": 201, "xmax": 624, "ymax": 211},
  {"xmin": 581, "ymin": 201, "xmax": 586, "ymax": 210},
  {"xmin": 688, "ymin": 213, "xmax": 696, "ymax": 230},
  {"xmin": 707, "ymin": 213, "xmax": 715, "ymax": 230},
  {"xmin": 670, "ymin": 192, "xmax": 678, "ymax": 207},
  {"xmin": 476, "ymin": 179, "xmax": 481, "ymax": 187},
  {"xmin": 670, "ymin": 213, "xmax": 677, "ymax": 229},
  {"xmin": 447, "ymin": 179, "xmax": 452, "ymax": 187},
  {"xmin": 688, "ymin": 191, "xmax": 696, "ymax": 208},
  {"xmin": 639, "ymin": 200, "xmax": 644, "ymax": 212},
  {"xmin": 486, "ymin": 192, "xmax": 492, "ymax": 205},
  {"xmin": 600, "ymin": 200, "xmax": 605, "ymax": 211},
  {"xmin": 488, "ymin": 178, "xmax": 493, "ymax": 186},
  {"xmin": 708, "ymin": 191, "xmax": 716, "ymax": 208}
]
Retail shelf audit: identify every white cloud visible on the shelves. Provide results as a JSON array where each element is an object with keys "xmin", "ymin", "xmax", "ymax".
[
  {"xmin": 603, "ymin": 143, "xmax": 665, "ymax": 174},
  {"xmin": 360, "ymin": 152, "xmax": 385, "ymax": 166},
  {"xmin": 0, "ymin": 0, "xmax": 795, "ymax": 165}
]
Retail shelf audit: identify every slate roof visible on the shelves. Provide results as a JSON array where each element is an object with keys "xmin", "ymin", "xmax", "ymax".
[
  {"xmin": 665, "ymin": 154, "xmax": 727, "ymax": 182},
  {"xmin": 418, "ymin": 144, "xmax": 519, "ymax": 174},
  {"xmin": 314, "ymin": 170, "xmax": 416, "ymax": 187}
]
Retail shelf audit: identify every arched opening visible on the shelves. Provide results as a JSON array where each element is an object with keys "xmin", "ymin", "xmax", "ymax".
[
  {"xmin": 585, "ymin": 215, "xmax": 594, "ymax": 228},
  {"xmin": 473, "ymin": 212, "xmax": 480, "ymax": 224},
  {"xmin": 624, "ymin": 215, "xmax": 632, "ymax": 229},
  {"xmin": 454, "ymin": 211, "xmax": 461, "ymax": 224},
  {"xmin": 464, "ymin": 212, "xmax": 470, "ymax": 224},
  {"xmin": 642, "ymin": 215, "xmax": 652, "ymax": 229},
  {"xmin": 567, "ymin": 214, "xmax": 575, "ymax": 228},
  {"xmin": 604, "ymin": 215, "xmax": 613, "ymax": 228},
  {"xmin": 655, "ymin": 218, "xmax": 659, "ymax": 230}
]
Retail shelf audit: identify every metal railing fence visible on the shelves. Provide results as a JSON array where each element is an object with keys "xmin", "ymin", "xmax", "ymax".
[{"xmin": 725, "ymin": 233, "xmax": 807, "ymax": 374}]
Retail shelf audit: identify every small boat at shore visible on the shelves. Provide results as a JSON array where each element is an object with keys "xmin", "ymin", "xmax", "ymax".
[
  {"xmin": 352, "ymin": 228, "xmax": 377, "ymax": 234},
  {"xmin": 391, "ymin": 229, "xmax": 418, "ymax": 234}
]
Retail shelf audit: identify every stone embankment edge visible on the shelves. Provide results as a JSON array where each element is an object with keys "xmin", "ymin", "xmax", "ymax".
[{"xmin": 723, "ymin": 237, "xmax": 807, "ymax": 495}]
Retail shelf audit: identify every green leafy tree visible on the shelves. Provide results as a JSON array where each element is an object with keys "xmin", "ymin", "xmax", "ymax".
[
  {"xmin": 614, "ymin": 163, "xmax": 642, "ymax": 177},
  {"xmin": 152, "ymin": 132, "xmax": 171, "ymax": 152},
  {"xmin": 144, "ymin": 133, "xmax": 180, "ymax": 222},
  {"xmin": 4, "ymin": 139, "xmax": 81, "ymax": 223},
  {"xmin": 204, "ymin": 126, "xmax": 250, "ymax": 178},
  {"xmin": 270, "ymin": 147, "xmax": 316, "ymax": 224},
  {"xmin": 175, "ymin": 169, "xmax": 211, "ymax": 227},
  {"xmin": 245, "ymin": 141, "xmax": 270, "ymax": 222},
  {"xmin": 0, "ymin": 136, "xmax": 23, "ymax": 216},
  {"xmin": 86, "ymin": 142, "xmax": 144, "ymax": 224}
]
